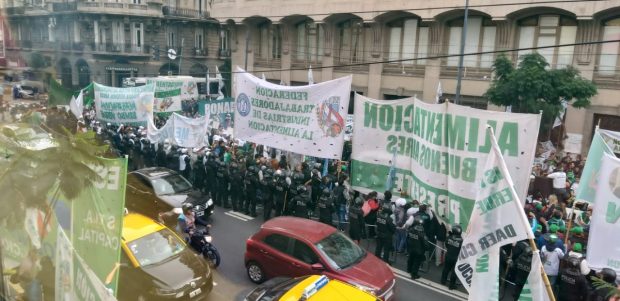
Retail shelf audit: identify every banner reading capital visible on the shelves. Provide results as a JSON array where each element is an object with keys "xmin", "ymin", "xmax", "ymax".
[
  {"xmin": 351, "ymin": 95, "xmax": 540, "ymax": 226},
  {"xmin": 94, "ymin": 83, "xmax": 155, "ymax": 126},
  {"xmin": 233, "ymin": 67, "xmax": 352, "ymax": 159}
]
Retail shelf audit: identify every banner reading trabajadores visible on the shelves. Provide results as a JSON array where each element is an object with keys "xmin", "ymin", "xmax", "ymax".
[
  {"xmin": 351, "ymin": 95, "xmax": 540, "ymax": 226},
  {"xmin": 233, "ymin": 67, "xmax": 352, "ymax": 159},
  {"xmin": 94, "ymin": 83, "xmax": 155, "ymax": 126}
]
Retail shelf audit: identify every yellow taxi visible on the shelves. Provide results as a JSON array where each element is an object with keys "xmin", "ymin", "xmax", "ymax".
[
  {"xmin": 118, "ymin": 213, "xmax": 213, "ymax": 300},
  {"xmin": 244, "ymin": 275, "xmax": 381, "ymax": 301}
]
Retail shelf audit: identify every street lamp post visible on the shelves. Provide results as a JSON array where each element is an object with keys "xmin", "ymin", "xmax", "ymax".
[{"xmin": 455, "ymin": 0, "xmax": 470, "ymax": 105}]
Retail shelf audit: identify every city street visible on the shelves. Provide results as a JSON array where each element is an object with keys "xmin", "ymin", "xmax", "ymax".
[{"xmin": 203, "ymin": 207, "xmax": 467, "ymax": 301}]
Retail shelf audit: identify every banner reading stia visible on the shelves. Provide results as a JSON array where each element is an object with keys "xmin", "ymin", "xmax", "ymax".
[
  {"xmin": 94, "ymin": 83, "xmax": 155, "ymax": 126},
  {"xmin": 587, "ymin": 152, "xmax": 620, "ymax": 274},
  {"xmin": 351, "ymin": 95, "xmax": 540, "ymax": 225},
  {"xmin": 233, "ymin": 67, "xmax": 352, "ymax": 159},
  {"xmin": 455, "ymin": 127, "xmax": 537, "ymax": 301}
]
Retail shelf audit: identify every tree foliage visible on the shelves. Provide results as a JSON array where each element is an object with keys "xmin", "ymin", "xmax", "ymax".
[{"xmin": 484, "ymin": 53, "xmax": 597, "ymax": 138}]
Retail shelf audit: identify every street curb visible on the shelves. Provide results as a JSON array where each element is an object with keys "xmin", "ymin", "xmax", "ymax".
[{"xmin": 391, "ymin": 267, "xmax": 468, "ymax": 301}]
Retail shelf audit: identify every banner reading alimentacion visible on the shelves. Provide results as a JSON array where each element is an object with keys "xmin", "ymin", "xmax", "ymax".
[
  {"xmin": 351, "ymin": 95, "xmax": 540, "ymax": 226},
  {"xmin": 233, "ymin": 67, "xmax": 352, "ymax": 159}
]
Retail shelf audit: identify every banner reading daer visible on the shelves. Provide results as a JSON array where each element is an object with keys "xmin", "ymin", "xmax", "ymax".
[
  {"xmin": 233, "ymin": 67, "xmax": 352, "ymax": 159},
  {"xmin": 351, "ymin": 95, "xmax": 540, "ymax": 226}
]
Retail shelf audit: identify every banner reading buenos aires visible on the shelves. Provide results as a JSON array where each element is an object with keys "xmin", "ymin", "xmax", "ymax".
[
  {"xmin": 94, "ymin": 83, "xmax": 155, "ymax": 126},
  {"xmin": 351, "ymin": 95, "xmax": 540, "ymax": 226},
  {"xmin": 233, "ymin": 67, "xmax": 352, "ymax": 159}
]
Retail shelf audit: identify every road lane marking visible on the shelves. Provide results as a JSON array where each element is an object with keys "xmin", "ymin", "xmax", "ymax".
[
  {"xmin": 391, "ymin": 267, "xmax": 468, "ymax": 301},
  {"xmin": 227, "ymin": 210, "xmax": 254, "ymax": 220},
  {"xmin": 224, "ymin": 211, "xmax": 250, "ymax": 221}
]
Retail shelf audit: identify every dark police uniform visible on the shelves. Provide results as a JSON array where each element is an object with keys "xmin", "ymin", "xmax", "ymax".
[
  {"xmin": 317, "ymin": 189, "xmax": 334, "ymax": 226},
  {"xmin": 244, "ymin": 166, "xmax": 259, "ymax": 216},
  {"xmin": 229, "ymin": 163, "xmax": 245, "ymax": 211},
  {"xmin": 407, "ymin": 221, "xmax": 426, "ymax": 279},
  {"xmin": 375, "ymin": 209, "xmax": 396, "ymax": 264},
  {"xmin": 441, "ymin": 232, "xmax": 463, "ymax": 289},
  {"xmin": 216, "ymin": 161, "xmax": 230, "ymax": 208}
]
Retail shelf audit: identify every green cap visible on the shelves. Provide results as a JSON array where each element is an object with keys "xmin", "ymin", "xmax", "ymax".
[
  {"xmin": 341, "ymin": 165, "xmax": 347, "ymax": 171},
  {"xmin": 549, "ymin": 224, "xmax": 559, "ymax": 233},
  {"xmin": 571, "ymin": 226, "xmax": 584, "ymax": 234},
  {"xmin": 559, "ymin": 225, "xmax": 566, "ymax": 232},
  {"xmin": 536, "ymin": 225, "xmax": 542, "ymax": 232},
  {"xmin": 549, "ymin": 234, "xmax": 558, "ymax": 243},
  {"xmin": 573, "ymin": 242, "xmax": 583, "ymax": 252},
  {"xmin": 536, "ymin": 203, "xmax": 543, "ymax": 210}
]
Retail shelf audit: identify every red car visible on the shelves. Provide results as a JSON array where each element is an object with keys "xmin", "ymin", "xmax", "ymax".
[{"xmin": 244, "ymin": 217, "xmax": 396, "ymax": 301}]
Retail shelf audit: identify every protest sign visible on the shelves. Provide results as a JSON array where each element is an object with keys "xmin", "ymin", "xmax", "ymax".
[
  {"xmin": 147, "ymin": 78, "xmax": 199, "ymax": 112},
  {"xmin": 351, "ymin": 95, "xmax": 540, "ymax": 225},
  {"xmin": 94, "ymin": 83, "xmax": 154, "ymax": 126},
  {"xmin": 576, "ymin": 129, "xmax": 620, "ymax": 203},
  {"xmin": 148, "ymin": 113, "xmax": 211, "ymax": 148},
  {"xmin": 198, "ymin": 98, "xmax": 235, "ymax": 129},
  {"xmin": 71, "ymin": 157, "xmax": 128, "ymax": 296},
  {"xmin": 233, "ymin": 67, "xmax": 352, "ymax": 159},
  {"xmin": 587, "ymin": 152, "xmax": 620, "ymax": 274}
]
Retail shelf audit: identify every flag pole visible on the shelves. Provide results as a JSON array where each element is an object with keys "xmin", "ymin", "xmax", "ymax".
[{"xmin": 487, "ymin": 126, "xmax": 557, "ymax": 301}]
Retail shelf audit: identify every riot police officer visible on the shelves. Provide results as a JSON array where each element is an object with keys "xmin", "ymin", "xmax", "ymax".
[
  {"xmin": 216, "ymin": 159, "xmax": 230, "ymax": 208},
  {"xmin": 348, "ymin": 196, "xmax": 365, "ymax": 244},
  {"xmin": 273, "ymin": 170, "xmax": 289, "ymax": 216},
  {"xmin": 441, "ymin": 224, "xmax": 463, "ymax": 289},
  {"xmin": 317, "ymin": 188, "xmax": 334, "ymax": 226},
  {"xmin": 290, "ymin": 186, "xmax": 310, "ymax": 218},
  {"xmin": 229, "ymin": 161, "xmax": 245, "ymax": 212},
  {"xmin": 513, "ymin": 245, "xmax": 533, "ymax": 300},
  {"xmin": 260, "ymin": 167, "xmax": 275, "ymax": 220},
  {"xmin": 244, "ymin": 165, "xmax": 259, "ymax": 216},
  {"xmin": 407, "ymin": 216, "xmax": 427, "ymax": 279},
  {"xmin": 156, "ymin": 142, "xmax": 167, "ymax": 167},
  {"xmin": 193, "ymin": 153, "xmax": 207, "ymax": 193},
  {"xmin": 205, "ymin": 153, "xmax": 218, "ymax": 201},
  {"xmin": 589, "ymin": 268, "xmax": 617, "ymax": 301},
  {"xmin": 375, "ymin": 204, "xmax": 395, "ymax": 264},
  {"xmin": 558, "ymin": 247, "xmax": 590, "ymax": 301}
]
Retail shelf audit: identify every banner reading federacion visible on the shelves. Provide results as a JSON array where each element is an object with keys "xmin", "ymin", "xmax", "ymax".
[
  {"xmin": 351, "ymin": 95, "xmax": 540, "ymax": 226},
  {"xmin": 233, "ymin": 67, "xmax": 352, "ymax": 159}
]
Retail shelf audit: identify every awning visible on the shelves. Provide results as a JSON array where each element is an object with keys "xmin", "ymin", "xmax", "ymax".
[{"xmin": 105, "ymin": 66, "xmax": 138, "ymax": 72}]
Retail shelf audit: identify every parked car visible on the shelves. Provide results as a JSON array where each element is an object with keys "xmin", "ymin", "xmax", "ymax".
[
  {"xmin": 125, "ymin": 167, "xmax": 214, "ymax": 228},
  {"xmin": 118, "ymin": 213, "xmax": 213, "ymax": 300},
  {"xmin": 244, "ymin": 217, "xmax": 396, "ymax": 301},
  {"xmin": 244, "ymin": 275, "xmax": 380, "ymax": 301}
]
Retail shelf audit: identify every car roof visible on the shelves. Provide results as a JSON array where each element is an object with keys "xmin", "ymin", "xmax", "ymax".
[
  {"xmin": 131, "ymin": 167, "xmax": 179, "ymax": 179},
  {"xmin": 261, "ymin": 217, "xmax": 336, "ymax": 244},
  {"xmin": 122, "ymin": 213, "xmax": 166, "ymax": 242},
  {"xmin": 279, "ymin": 275, "xmax": 377, "ymax": 301}
]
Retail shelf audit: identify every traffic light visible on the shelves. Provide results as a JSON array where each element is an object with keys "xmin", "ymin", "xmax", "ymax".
[{"xmin": 152, "ymin": 45, "xmax": 160, "ymax": 60}]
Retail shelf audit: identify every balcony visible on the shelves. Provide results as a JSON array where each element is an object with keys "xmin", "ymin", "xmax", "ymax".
[
  {"xmin": 92, "ymin": 43, "xmax": 150, "ymax": 56},
  {"xmin": 255, "ymin": 57, "xmax": 281, "ymax": 68},
  {"xmin": 52, "ymin": 2, "xmax": 77, "ymax": 12},
  {"xmin": 382, "ymin": 63, "xmax": 425, "ymax": 77},
  {"xmin": 59, "ymin": 1, "xmax": 157, "ymax": 17},
  {"xmin": 6, "ymin": 7, "xmax": 25, "ymax": 15},
  {"xmin": 193, "ymin": 48, "xmax": 207, "ymax": 57},
  {"xmin": 218, "ymin": 49, "xmax": 231, "ymax": 58},
  {"xmin": 162, "ymin": 6, "xmax": 209, "ymax": 19}
]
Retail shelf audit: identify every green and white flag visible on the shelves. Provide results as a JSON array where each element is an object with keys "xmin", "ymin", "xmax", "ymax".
[
  {"xmin": 146, "ymin": 78, "xmax": 199, "ymax": 112},
  {"xmin": 587, "ymin": 152, "xmax": 620, "ymax": 274},
  {"xmin": 456, "ymin": 127, "xmax": 535, "ymax": 301},
  {"xmin": 577, "ymin": 129, "xmax": 620, "ymax": 203}
]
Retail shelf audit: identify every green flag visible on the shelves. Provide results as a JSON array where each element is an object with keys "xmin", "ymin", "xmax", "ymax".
[{"xmin": 48, "ymin": 79, "xmax": 75, "ymax": 106}]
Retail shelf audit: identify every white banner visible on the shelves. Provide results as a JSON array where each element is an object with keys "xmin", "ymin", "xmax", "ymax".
[
  {"xmin": 576, "ymin": 129, "xmax": 620, "ymax": 203},
  {"xmin": 587, "ymin": 152, "xmax": 620, "ymax": 274},
  {"xmin": 351, "ymin": 95, "xmax": 541, "ymax": 225},
  {"xmin": 233, "ymin": 67, "xmax": 352, "ymax": 159},
  {"xmin": 147, "ymin": 112, "xmax": 210, "ymax": 148},
  {"xmin": 94, "ymin": 83, "xmax": 155, "ymax": 126},
  {"xmin": 147, "ymin": 78, "xmax": 199, "ymax": 112},
  {"xmin": 455, "ymin": 127, "xmax": 534, "ymax": 300}
]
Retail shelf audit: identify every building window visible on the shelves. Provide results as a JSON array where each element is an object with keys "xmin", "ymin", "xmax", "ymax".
[
  {"xmin": 446, "ymin": 16, "xmax": 496, "ymax": 68},
  {"xmin": 386, "ymin": 18, "xmax": 429, "ymax": 65},
  {"xmin": 195, "ymin": 29, "xmax": 204, "ymax": 49},
  {"xmin": 338, "ymin": 19, "xmax": 365, "ymax": 64},
  {"xmin": 112, "ymin": 21, "xmax": 124, "ymax": 45},
  {"xmin": 73, "ymin": 21, "xmax": 80, "ymax": 43},
  {"xmin": 295, "ymin": 21, "xmax": 324, "ymax": 63},
  {"xmin": 220, "ymin": 29, "xmax": 229, "ymax": 51},
  {"xmin": 168, "ymin": 30, "xmax": 176, "ymax": 48},
  {"xmin": 517, "ymin": 15, "xmax": 577, "ymax": 68},
  {"xmin": 131, "ymin": 23, "xmax": 144, "ymax": 49},
  {"xmin": 258, "ymin": 23, "xmax": 281, "ymax": 60},
  {"xmin": 598, "ymin": 18, "xmax": 620, "ymax": 76}
]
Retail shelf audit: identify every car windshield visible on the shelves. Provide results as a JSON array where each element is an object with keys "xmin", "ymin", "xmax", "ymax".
[
  {"xmin": 127, "ymin": 228, "xmax": 185, "ymax": 266},
  {"xmin": 151, "ymin": 174, "xmax": 192, "ymax": 195},
  {"xmin": 255, "ymin": 277, "xmax": 309, "ymax": 301},
  {"xmin": 315, "ymin": 232, "xmax": 366, "ymax": 270}
]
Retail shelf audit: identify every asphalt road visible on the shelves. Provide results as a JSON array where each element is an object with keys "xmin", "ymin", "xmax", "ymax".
[{"xmin": 203, "ymin": 207, "xmax": 466, "ymax": 301}]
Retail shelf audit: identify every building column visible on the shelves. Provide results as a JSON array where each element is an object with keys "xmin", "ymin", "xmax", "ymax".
[
  {"xmin": 280, "ymin": 23, "xmax": 292, "ymax": 85},
  {"xmin": 366, "ymin": 22, "xmax": 383, "ymax": 99},
  {"xmin": 321, "ymin": 23, "xmax": 335, "ymax": 83},
  {"xmin": 422, "ymin": 21, "xmax": 444, "ymax": 102}
]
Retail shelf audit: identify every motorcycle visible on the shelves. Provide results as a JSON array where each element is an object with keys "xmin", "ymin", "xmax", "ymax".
[{"xmin": 189, "ymin": 226, "xmax": 221, "ymax": 269}]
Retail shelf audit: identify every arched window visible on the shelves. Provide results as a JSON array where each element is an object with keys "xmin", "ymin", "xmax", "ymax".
[
  {"xmin": 258, "ymin": 23, "xmax": 281, "ymax": 60},
  {"xmin": 295, "ymin": 21, "xmax": 324, "ymax": 63},
  {"xmin": 386, "ymin": 18, "xmax": 429, "ymax": 65},
  {"xmin": 517, "ymin": 15, "xmax": 577, "ymax": 68},
  {"xmin": 446, "ymin": 16, "xmax": 496, "ymax": 68},
  {"xmin": 598, "ymin": 18, "xmax": 620, "ymax": 76},
  {"xmin": 338, "ymin": 19, "xmax": 365, "ymax": 64}
]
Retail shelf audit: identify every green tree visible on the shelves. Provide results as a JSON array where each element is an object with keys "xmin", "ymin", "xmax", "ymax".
[{"xmin": 484, "ymin": 53, "xmax": 597, "ymax": 141}]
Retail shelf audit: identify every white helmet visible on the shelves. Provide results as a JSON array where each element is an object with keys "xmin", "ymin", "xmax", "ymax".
[
  {"xmin": 396, "ymin": 198, "xmax": 407, "ymax": 207},
  {"xmin": 407, "ymin": 207, "xmax": 418, "ymax": 216}
]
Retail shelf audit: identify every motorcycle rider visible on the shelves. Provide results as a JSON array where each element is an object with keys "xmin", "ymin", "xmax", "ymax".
[
  {"xmin": 441, "ymin": 224, "xmax": 463, "ymax": 289},
  {"xmin": 290, "ymin": 185, "xmax": 310, "ymax": 218},
  {"xmin": 216, "ymin": 159, "xmax": 230, "ymax": 208},
  {"xmin": 244, "ymin": 165, "xmax": 259, "ymax": 216},
  {"xmin": 348, "ymin": 196, "xmax": 365, "ymax": 244},
  {"xmin": 229, "ymin": 161, "xmax": 245, "ymax": 212},
  {"xmin": 375, "ymin": 204, "xmax": 395, "ymax": 264},
  {"xmin": 177, "ymin": 203, "xmax": 196, "ymax": 241},
  {"xmin": 317, "ymin": 188, "xmax": 334, "ymax": 226},
  {"xmin": 407, "ymin": 216, "xmax": 426, "ymax": 279}
]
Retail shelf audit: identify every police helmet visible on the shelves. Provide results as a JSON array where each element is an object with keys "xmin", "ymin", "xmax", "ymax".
[
  {"xmin": 297, "ymin": 185, "xmax": 307, "ymax": 194},
  {"xmin": 355, "ymin": 197, "xmax": 364, "ymax": 206},
  {"xmin": 381, "ymin": 203, "xmax": 393, "ymax": 215},
  {"xmin": 293, "ymin": 172, "xmax": 304, "ymax": 182},
  {"xmin": 275, "ymin": 169, "xmax": 283, "ymax": 177},
  {"xmin": 451, "ymin": 224, "xmax": 462, "ymax": 236},
  {"xmin": 218, "ymin": 160, "xmax": 226, "ymax": 167},
  {"xmin": 322, "ymin": 188, "xmax": 330, "ymax": 195},
  {"xmin": 260, "ymin": 165, "xmax": 267, "ymax": 171},
  {"xmin": 414, "ymin": 215, "xmax": 424, "ymax": 225},
  {"xmin": 248, "ymin": 165, "xmax": 257, "ymax": 173},
  {"xmin": 600, "ymin": 268, "xmax": 617, "ymax": 284},
  {"xmin": 523, "ymin": 246, "xmax": 533, "ymax": 256}
]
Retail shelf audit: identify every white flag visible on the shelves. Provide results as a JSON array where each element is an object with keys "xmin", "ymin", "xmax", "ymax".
[
  {"xmin": 261, "ymin": 73, "xmax": 266, "ymax": 81},
  {"xmin": 456, "ymin": 126, "xmax": 535, "ymax": 301},
  {"xmin": 308, "ymin": 65, "xmax": 314, "ymax": 85},
  {"xmin": 518, "ymin": 251, "xmax": 552, "ymax": 301},
  {"xmin": 435, "ymin": 81, "xmax": 442, "ymax": 103},
  {"xmin": 553, "ymin": 99, "xmax": 568, "ymax": 128},
  {"xmin": 506, "ymin": 105, "xmax": 512, "ymax": 113},
  {"xmin": 70, "ymin": 90, "xmax": 84, "ymax": 118}
]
